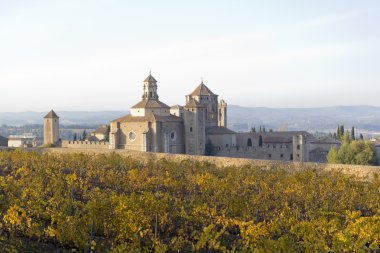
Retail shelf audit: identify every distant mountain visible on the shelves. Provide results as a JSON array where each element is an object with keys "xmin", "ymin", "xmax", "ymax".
[
  {"xmin": 228, "ymin": 105, "xmax": 380, "ymax": 134},
  {"xmin": 1, "ymin": 106, "xmax": 380, "ymax": 134},
  {"xmin": 0, "ymin": 111, "xmax": 128, "ymax": 126}
]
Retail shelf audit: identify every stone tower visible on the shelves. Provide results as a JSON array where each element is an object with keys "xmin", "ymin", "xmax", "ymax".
[
  {"xmin": 142, "ymin": 72, "xmax": 158, "ymax": 100},
  {"xmin": 292, "ymin": 134, "xmax": 309, "ymax": 162},
  {"xmin": 183, "ymin": 99, "xmax": 206, "ymax": 155},
  {"xmin": 43, "ymin": 110, "xmax": 59, "ymax": 145},
  {"xmin": 186, "ymin": 81, "xmax": 218, "ymax": 128},
  {"xmin": 218, "ymin": 100, "xmax": 227, "ymax": 127}
]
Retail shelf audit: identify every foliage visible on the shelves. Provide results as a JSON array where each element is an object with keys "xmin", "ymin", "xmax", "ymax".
[
  {"xmin": 327, "ymin": 140, "xmax": 378, "ymax": 166},
  {"xmin": 0, "ymin": 150, "xmax": 379, "ymax": 252}
]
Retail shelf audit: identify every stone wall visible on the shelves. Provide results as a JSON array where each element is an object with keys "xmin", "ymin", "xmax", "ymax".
[
  {"xmin": 41, "ymin": 147, "xmax": 380, "ymax": 179},
  {"xmin": 61, "ymin": 140, "xmax": 109, "ymax": 149}
]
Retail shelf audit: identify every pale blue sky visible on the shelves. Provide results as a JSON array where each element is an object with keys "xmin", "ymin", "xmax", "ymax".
[{"xmin": 0, "ymin": 0, "xmax": 379, "ymax": 111}]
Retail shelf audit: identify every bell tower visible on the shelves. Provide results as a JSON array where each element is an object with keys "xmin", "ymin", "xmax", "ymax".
[
  {"xmin": 218, "ymin": 100, "xmax": 227, "ymax": 127},
  {"xmin": 142, "ymin": 72, "xmax": 158, "ymax": 100},
  {"xmin": 43, "ymin": 110, "xmax": 59, "ymax": 145}
]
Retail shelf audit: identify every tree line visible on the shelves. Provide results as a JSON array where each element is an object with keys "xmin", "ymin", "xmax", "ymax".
[{"xmin": 327, "ymin": 125, "xmax": 378, "ymax": 166}]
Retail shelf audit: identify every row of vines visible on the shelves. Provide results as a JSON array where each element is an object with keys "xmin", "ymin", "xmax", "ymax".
[{"xmin": 0, "ymin": 150, "xmax": 379, "ymax": 252}]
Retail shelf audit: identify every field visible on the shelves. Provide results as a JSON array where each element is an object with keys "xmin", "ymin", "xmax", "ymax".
[{"xmin": 0, "ymin": 150, "xmax": 380, "ymax": 252}]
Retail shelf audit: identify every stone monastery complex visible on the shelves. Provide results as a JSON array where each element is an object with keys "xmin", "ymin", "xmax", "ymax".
[{"xmin": 43, "ymin": 73, "xmax": 340, "ymax": 163}]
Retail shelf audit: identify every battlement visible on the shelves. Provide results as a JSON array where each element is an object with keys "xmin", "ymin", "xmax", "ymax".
[{"xmin": 61, "ymin": 140, "xmax": 110, "ymax": 149}]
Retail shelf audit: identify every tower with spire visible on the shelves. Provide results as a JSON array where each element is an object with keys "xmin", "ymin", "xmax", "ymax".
[{"xmin": 142, "ymin": 71, "xmax": 159, "ymax": 100}]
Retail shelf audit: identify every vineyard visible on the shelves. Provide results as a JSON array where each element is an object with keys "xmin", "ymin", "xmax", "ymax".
[{"xmin": 0, "ymin": 150, "xmax": 380, "ymax": 252}]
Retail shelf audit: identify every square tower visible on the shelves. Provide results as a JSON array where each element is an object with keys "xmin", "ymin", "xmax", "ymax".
[{"xmin": 43, "ymin": 110, "xmax": 60, "ymax": 145}]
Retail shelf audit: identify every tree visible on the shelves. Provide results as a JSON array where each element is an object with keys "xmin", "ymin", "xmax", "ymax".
[
  {"xmin": 104, "ymin": 125, "xmax": 110, "ymax": 142},
  {"xmin": 351, "ymin": 127, "xmax": 355, "ymax": 141},
  {"xmin": 359, "ymin": 134, "xmax": 364, "ymax": 140},
  {"xmin": 339, "ymin": 125, "xmax": 345, "ymax": 139},
  {"xmin": 259, "ymin": 126, "xmax": 262, "ymax": 133},
  {"xmin": 262, "ymin": 126, "xmax": 266, "ymax": 132},
  {"xmin": 327, "ymin": 140, "xmax": 378, "ymax": 166},
  {"xmin": 251, "ymin": 127, "xmax": 256, "ymax": 133},
  {"xmin": 337, "ymin": 125, "xmax": 340, "ymax": 139},
  {"xmin": 81, "ymin": 130, "xmax": 87, "ymax": 141},
  {"xmin": 73, "ymin": 133, "xmax": 77, "ymax": 141}
]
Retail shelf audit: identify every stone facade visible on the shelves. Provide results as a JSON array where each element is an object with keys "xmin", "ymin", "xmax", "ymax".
[
  {"xmin": 44, "ymin": 73, "xmax": 340, "ymax": 163},
  {"xmin": 43, "ymin": 110, "xmax": 59, "ymax": 145},
  {"xmin": 207, "ymin": 131, "xmax": 340, "ymax": 163}
]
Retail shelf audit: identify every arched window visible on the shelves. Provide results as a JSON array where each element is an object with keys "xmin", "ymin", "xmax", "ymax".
[
  {"xmin": 247, "ymin": 138, "xmax": 252, "ymax": 147},
  {"xmin": 259, "ymin": 135, "xmax": 263, "ymax": 147}
]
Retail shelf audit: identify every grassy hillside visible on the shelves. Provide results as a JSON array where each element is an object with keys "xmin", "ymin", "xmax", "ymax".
[{"xmin": 0, "ymin": 150, "xmax": 379, "ymax": 252}]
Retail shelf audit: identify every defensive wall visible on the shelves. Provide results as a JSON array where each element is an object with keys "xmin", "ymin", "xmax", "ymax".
[
  {"xmin": 60, "ymin": 140, "xmax": 109, "ymax": 149},
  {"xmin": 40, "ymin": 147, "xmax": 380, "ymax": 179}
]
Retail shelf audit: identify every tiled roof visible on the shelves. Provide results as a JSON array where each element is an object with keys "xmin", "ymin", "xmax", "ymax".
[
  {"xmin": 184, "ymin": 99, "xmax": 204, "ymax": 108},
  {"xmin": 93, "ymin": 126, "xmax": 108, "ymax": 134},
  {"xmin": 206, "ymin": 126, "xmax": 236, "ymax": 135},
  {"xmin": 44, "ymin": 110, "xmax": 59, "ymax": 118},
  {"xmin": 111, "ymin": 112, "xmax": 182, "ymax": 123},
  {"xmin": 189, "ymin": 82, "xmax": 216, "ymax": 96},
  {"xmin": 143, "ymin": 74, "xmax": 157, "ymax": 82},
  {"xmin": 131, "ymin": 99, "xmax": 170, "ymax": 109},
  {"xmin": 311, "ymin": 137, "xmax": 341, "ymax": 145}
]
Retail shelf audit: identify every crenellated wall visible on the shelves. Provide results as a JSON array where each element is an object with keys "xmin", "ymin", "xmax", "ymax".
[{"xmin": 61, "ymin": 140, "xmax": 110, "ymax": 149}]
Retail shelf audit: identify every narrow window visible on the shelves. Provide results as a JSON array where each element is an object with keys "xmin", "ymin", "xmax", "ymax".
[
  {"xmin": 259, "ymin": 135, "xmax": 263, "ymax": 147},
  {"xmin": 297, "ymin": 145, "xmax": 300, "ymax": 150},
  {"xmin": 247, "ymin": 138, "xmax": 252, "ymax": 147},
  {"xmin": 190, "ymin": 127, "xmax": 193, "ymax": 132}
]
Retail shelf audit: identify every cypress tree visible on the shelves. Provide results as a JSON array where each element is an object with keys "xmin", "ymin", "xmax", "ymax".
[{"xmin": 351, "ymin": 127, "xmax": 355, "ymax": 140}]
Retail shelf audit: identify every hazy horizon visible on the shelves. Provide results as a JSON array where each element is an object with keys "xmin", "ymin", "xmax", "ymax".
[{"xmin": 1, "ymin": 1, "xmax": 379, "ymax": 111}]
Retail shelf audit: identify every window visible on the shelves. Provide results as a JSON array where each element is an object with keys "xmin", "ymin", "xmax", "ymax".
[
  {"xmin": 170, "ymin": 131, "xmax": 176, "ymax": 141},
  {"xmin": 290, "ymin": 154, "xmax": 293, "ymax": 160},
  {"xmin": 273, "ymin": 145, "xmax": 276, "ymax": 148},
  {"xmin": 281, "ymin": 154, "xmax": 284, "ymax": 158},
  {"xmin": 268, "ymin": 154, "xmax": 272, "ymax": 158},
  {"xmin": 297, "ymin": 145, "xmax": 300, "ymax": 150},
  {"xmin": 150, "ymin": 92, "xmax": 152, "ymax": 97},
  {"xmin": 247, "ymin": 138, "xmax": 252, "ymax": 147},
  {"xmin": 190, "ymin": 127, "xmax": 193, "ymax": 132},
  {"xmin": 297, "ymin": 154, "xmax": 300, "ymax": 158},
  {"xmin": 128, "ymin": 131, "xmax": 136, "ymax": 141},
  {"xmin": 259, "ymin": 135, "xmax": 263, "ymax": 147}
]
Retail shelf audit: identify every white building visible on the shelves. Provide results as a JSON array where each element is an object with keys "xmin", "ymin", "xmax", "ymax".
[{"xmin": 8, "ymin": 134, "xmax": 37, "ymax": 148}]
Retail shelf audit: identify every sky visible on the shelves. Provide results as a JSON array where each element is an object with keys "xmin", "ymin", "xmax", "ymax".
[{"xmin": 0, "ymin": 0, "xmax": 380, "ymax": 111}]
